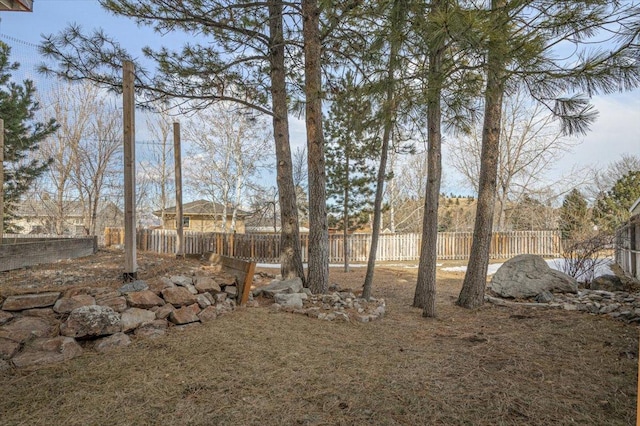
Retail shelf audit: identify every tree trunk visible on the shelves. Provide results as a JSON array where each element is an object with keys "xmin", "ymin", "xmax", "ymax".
[
  {"xmin": 269, "ymin": 0, "xmax": 305, "ymax": 282},
  {"xmin": 414, "ymin": 0, "xmax": 445, "ymax": 318},
  {"xmin": 343, "ymin": 153, "xmax": 350, "ymax": 273},
  {"xmin": 457, "ymin": 0, "xmax": 507, "ymax": 309},
  {"xmin": 303, "ymin": 0, "xmax": 329, "ymax": 294},
  {"xmin": 362, "ymin": 0, "xmax": 405, "ymax": 300}
]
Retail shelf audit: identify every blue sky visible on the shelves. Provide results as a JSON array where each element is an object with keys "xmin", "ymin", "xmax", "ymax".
[{"xmin": 0, "ymin": 0, "xmax": 638, "ymax": 197}]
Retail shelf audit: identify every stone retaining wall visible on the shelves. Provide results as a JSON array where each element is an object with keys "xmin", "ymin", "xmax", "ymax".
[{"xmin": 0, "ymin": 237, "xmax": 97, "ymax": 272}]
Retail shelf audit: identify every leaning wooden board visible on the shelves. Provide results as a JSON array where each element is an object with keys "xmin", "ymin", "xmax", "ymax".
[{"xmin": 203, "ymin": 252, "xmax": 256, "ymax": 306}]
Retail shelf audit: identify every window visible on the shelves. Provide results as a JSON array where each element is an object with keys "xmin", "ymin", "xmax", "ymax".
[{"xmin": 182, "ymin": 216, "xmax": 190, "ymax": 228}]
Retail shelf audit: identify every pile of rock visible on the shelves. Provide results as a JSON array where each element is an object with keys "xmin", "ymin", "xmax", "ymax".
[
  {"xmin": 486, "ymin": 254, "xmax": 640, "ymax": 324},
  {"xmin": 0, "ymin": 273, "xmax": 237, "ymax": 369},
  {"xmin": 539, "ymin": 289, "xmax": 640, "ymax": 323},
  {"xmin": 252, "ymin": 277, "xmax": 386, "ymax": 323}
]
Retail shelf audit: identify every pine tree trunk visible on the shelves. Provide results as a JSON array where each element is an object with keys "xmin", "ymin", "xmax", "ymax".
[
  {"xmin": 268, "ymin": 0, "xmax": 305, "ymax": 282},
  {"xmin": 303, "ymin": 0, "xmax": 329, "ymax": 294},
  {"xmin": 362, "ymin": 0, "xmax": 404, "ymax": 300},
  {"xmin": 457, "ymin": 0, "xmax": 507, "ymax": 309},
  {"xmin": 414, "ymin": 0, "xmax": 445, "ymax": 317},
  {"xmin": 343, "ymin": 164, "xmax": 350, "ymax": 273}
]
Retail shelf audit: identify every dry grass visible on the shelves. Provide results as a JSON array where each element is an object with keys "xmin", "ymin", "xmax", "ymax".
[{"xmin": 0, "ymin": 253, "xmax": 638, "ymax": 425}]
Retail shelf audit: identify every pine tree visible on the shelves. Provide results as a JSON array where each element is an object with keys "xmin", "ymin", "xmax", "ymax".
[
  {"xmin": 558, "ymin": 188, "xmax": 590, "ymax": 240},
  {"xmin": 593, "ymin": 170, "xmax": 640, "ymax": 233},
  {"xmin": 0, "ymin": 42, "xmax": 57, "ymax": 232},
  {"xmin": 325, "ymin": 74, "xmax": 377, "ymax": 272}
]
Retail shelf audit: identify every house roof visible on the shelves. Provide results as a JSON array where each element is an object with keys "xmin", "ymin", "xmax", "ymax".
[
  {"xmin": 0, "ymin": 0, "xmax": 33, "ymax": 12},
  {"xmin": 154, "ymin": 199, "xmax": 250, "ymax": 218}
]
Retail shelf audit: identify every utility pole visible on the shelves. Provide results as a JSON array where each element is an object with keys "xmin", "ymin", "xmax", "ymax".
[
  {"xmin": 173, "ymin": 121, "xmax": 184, "ymax": 258},
  {"xmin": 123, "ymin": 61, "xmax": 137, "ymax": 281}
]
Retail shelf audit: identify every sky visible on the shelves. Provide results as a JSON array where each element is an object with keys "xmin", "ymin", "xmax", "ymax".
[{"xmin": 0, "ymin": 0, "xmax": 638, "ymax": 197}]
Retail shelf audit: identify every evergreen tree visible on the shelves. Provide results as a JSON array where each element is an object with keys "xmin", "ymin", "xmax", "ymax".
[
  {"xmin": 593, "ymin": 170, "xmax": 640, "ymax": 233},
  {"xmin": 325, "ymin": 74, "xmax": 376, "ymax": 272},
  {"xmin": 558, "ymin": 188, "xmax": 590, "ymax": 240},
  {"xmin": 0, "ymin": 42, "xmax": 57, "ymax": 232}
]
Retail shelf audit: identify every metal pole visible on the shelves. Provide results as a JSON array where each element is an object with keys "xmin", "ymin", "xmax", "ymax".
[
  {"xmin": 173, "ymin": 121, "xmax": 184, "ymax": 258},
  {"xmin": 123, "ymin": 61, "xmax": 137, "ymax": 281}
]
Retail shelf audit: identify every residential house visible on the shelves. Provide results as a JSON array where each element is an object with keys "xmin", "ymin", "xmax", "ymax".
[
  {"xmin": 154, "ymin": 199, "xmax": 250, "ymax": 233},
  {"xmin": 615, "ymin": 197, "xmax": 640, "ymax": 280},
  {"xmin": 12, "ymin": 199, "xmax": 123, "ymax": 236}
]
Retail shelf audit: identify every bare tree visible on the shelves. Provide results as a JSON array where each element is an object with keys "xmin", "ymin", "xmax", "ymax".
[
  {"xmin": 184, "ymin": 103, "xmax": 272, "ymax": 231},
  {"xmin": 38, "ymin": 82, "xmax": 94, "ymax": 234},
  {"xmin": 71, "ymin": 94, "xmax": 122, "ymax": 235},
  {"xmin": 139, "ymin": 107, "xmax": 175, "ymax": 226},
  {"xmin": 449, "ymin": 90, "xmax": 578, "ymax": 231}
]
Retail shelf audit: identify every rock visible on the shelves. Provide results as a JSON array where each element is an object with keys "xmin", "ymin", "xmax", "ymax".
[
  {"xmin": 215, "ymin": 299, "xmax": 236, "ymax": 316},
  {"xmin": 170, "ymin": 275, "xmax": 193, "ymax": 287},
  {"xmin": 489, "ymin": 255, "xmax": 578, "ymax": 299},
  {"xmin": 0, "ymin": 337, "xmax": 20, "ymax": 359},
  {"xmin": 53, "ymin": 294, "xmax": 95, "ymax": 314},
  {"xmin": 2, "ymin": 292, "xmax": 61, "ymax": 311},
  {"xmin": 134, "ymin": 320, "xmax": 168, "ymax": 339},
  {"xmin": 196, "ymin": 294, "xmax": 212, "ymax": 309},
  {"xmin": 160, "ymin": 277, "xmax": 175, "ymax": 288},
  {"xmin": 333, "ymin": 312, "xmax": 350, "ymax": 322},
  {"xmin": 302, "ymin": 288, "xmax": 313, "ymax": 297},
  {"xmin": 125, "ymin": 290, "xmax": 165, "ymax": 309},
  {"xmin": 535, "ymin": 291, "xmax": 554, "ymax": 303},
  {"xmin": 0, "ymin": 311, "xmax": 13, "ymax": 325},
  {"xmin": 118, "ymin": 280, "xmax": 149, "ymax": 294},
  {"xmin": 274, "ymin": 293, "xmax": 304, "ymax": 309},
  {"xmin": 258, "ymin": 277, "xmax": 304, "ymax": 298},
  {"xmin": 61, "ymin": 305, "xmax": 121, "ymax": 338},
  {"xmin": 169, "ymin": 303, "xmax": 201, "ymax": 325},
  {"xmin": 214, "ymin": 293, "xmax": 227, "ymax": 303},
  {"xmin": 120, "ymin": 308, "xmax": 156, "ymax": 332},
  {"xmin": 12, "ymin": 337, "xmax": 82, "ymax": 368},
  {"xmin": 21, "ymin": 308, "xmax": 56, "ymax": 319},
  {"xmin": 94, "ymin": 333, "xmax": 131, "ymax": 353},
  {"xmin": 590, "ymin": 275, "xmax": 625, "ymax": 292},
  {"xmin": 194, "ymin": 276, "xmax": 222, "ymax": 294},
  {"xmin": 202, "ymin": 292, "xmax": 215, "ymax": 305},
  {"xmin": 225, "ymin": 285, "xmax": 238, "ymax": 298},
  {"xmin": 0, "ymin": 317, "xmax": 58, "ymax": 343},
  {"xmin": 197, "ymin": 306, "xmax": 218, "ymax": 322},
  {"xmin": 95, "ymin": 295, "xmax": 128, "ymax": 312},
  {"xmin": 153, "ymin": 303, "xmax": 175, "ymax": 320},
  {"xmin": 161, "ymin": 287, "xmax": 197, "ymax": 307}
]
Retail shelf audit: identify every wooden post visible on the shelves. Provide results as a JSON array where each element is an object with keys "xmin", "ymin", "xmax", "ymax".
[
  {"xmin": 0, "ymin": 119, "xmax": 4, "ymax": 245},
  {"xmin": 173, "ymin": 121, "xmax": 184, "ymax": 258},
  {"xmin": 123, "ymin": 61, "xmax": 137, "ymax": 281}
]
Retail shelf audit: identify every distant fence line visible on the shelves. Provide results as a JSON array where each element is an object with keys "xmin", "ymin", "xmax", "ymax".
[{"xmin": 104, "ymin": 228, "xmax": 562, "ymax": 263}]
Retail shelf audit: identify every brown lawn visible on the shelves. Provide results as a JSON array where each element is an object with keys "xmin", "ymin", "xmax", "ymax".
[{"xmin": 0, "ymin": 250, "xmax": 637, "ymax": 425}]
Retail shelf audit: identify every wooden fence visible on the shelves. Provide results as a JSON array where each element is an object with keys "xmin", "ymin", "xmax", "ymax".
[{"xmin": 104, "ymin": 228, "xmax": 561, "ymax": 263}]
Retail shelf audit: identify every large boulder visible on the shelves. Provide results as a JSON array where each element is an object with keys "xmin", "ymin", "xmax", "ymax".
[
  {"xmin": 61, "ymin": 305, "xmax": 122, "ymax": 338},
  {"xmin": 489, "ymin": 254, "xmax": 578, "ymax": 299},
  {"xmin": 256, "ymin": 277, "xmax": 303, "ymax": 298}
]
